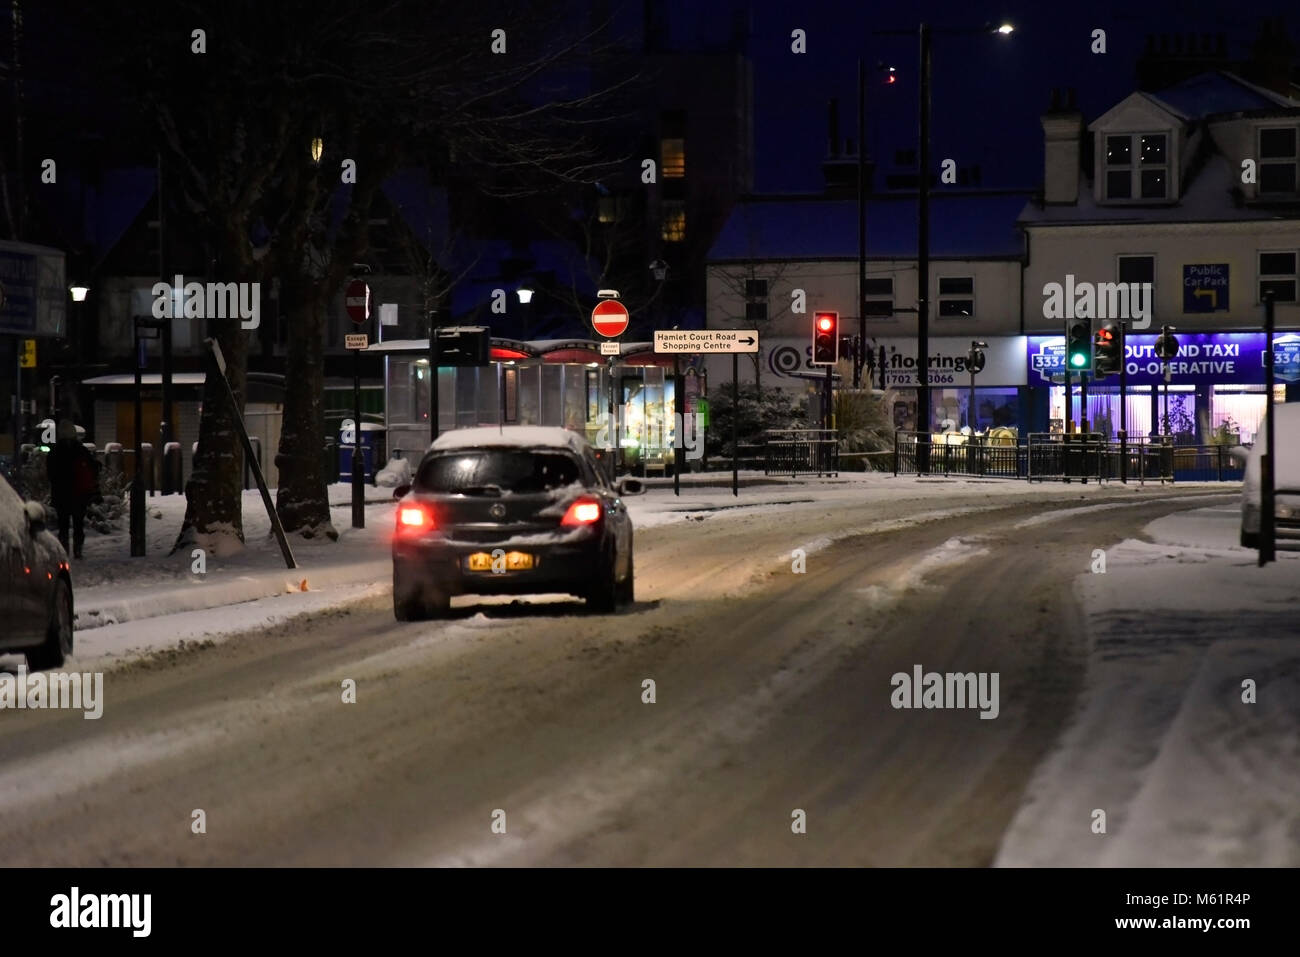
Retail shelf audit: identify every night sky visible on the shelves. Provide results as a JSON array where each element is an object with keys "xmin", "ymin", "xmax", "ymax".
[{"xmin": 652, "ymin": 0, "xmax": 1300, "ymax": 193}]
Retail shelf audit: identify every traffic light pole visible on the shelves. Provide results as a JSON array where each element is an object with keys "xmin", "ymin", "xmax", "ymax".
[
  {"xmin": 1119, "ymin": 321, "xmax": 1128, "ymax": 483},
  {"xmin": 1064, "ymin": 366, "xmax": 1073, "ymax": 434},
  {"xmin": 1079, "ymin": 370, "xmax": 1089, "ymax": 434},
  {"xmin": 1261, "ymin": 293, "xmax": 1276, "ymax": 565}
]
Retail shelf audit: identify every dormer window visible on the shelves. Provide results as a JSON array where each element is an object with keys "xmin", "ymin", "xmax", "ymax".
[
  {"xmin": 1104, "ymin": 133, "xmax": 1168, "ymax": 201},
  {"xmin": 1258, "ymin": 127, "xmax": 1298, "ymax": 195}
]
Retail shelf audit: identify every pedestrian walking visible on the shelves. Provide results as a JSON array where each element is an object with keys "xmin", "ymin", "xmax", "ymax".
[{"xmin": 46, "ymin": 419, "xmax": 100, "ymax": 558}]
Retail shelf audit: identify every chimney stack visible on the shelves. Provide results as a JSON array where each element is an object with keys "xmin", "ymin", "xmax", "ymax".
[{"xmin": 1041, "ymin": 87, "xmax": 1084, "ymax": 205}]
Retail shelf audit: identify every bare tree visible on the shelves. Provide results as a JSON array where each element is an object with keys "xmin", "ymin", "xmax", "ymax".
[{"xmin": 89, "ymin": 0, "xmax": 638, "ymax": 548}]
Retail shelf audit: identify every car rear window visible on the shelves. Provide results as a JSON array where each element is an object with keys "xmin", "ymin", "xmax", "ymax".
[{"xmin": 415, "ymin": 450, "xmax": 583, "ymax": 494}]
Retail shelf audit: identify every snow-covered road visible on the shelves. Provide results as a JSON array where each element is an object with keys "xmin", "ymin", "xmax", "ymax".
[{"xmin": 3, "ymin": 480, "xmax": 1278, "ymax": 866}]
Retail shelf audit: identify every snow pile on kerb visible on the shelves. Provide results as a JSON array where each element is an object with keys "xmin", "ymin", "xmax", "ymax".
[{"xmin": 995, "ymin": 503, "xmax": 1300, "ymax": 867}]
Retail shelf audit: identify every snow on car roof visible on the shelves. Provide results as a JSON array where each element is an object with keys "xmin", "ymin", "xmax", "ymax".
[{"xmin": 428, "ymin": 426, "xmax": 589, "ymax": 455}]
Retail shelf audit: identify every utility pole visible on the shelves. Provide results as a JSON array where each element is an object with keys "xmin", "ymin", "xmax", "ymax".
[
  {"xmin": 157, "ymin": 152, "xmax": 175, "ymax": 494},
  {"xmin": 915, "ymin": 23, "xmax": 933, "ymax": 471},
  {"xmin": 857, "ymin": 57, "xmax": 866, "ymax": 390}
]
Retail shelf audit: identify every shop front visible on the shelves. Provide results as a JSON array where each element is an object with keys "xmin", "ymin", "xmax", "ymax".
[
  {"xmin": 369, "ymin": 338, "xmax": 684, "ymax": 476},
  {"xmin": 1025, "ymin": 332, "xmax": 1300, "ymax": 443}
]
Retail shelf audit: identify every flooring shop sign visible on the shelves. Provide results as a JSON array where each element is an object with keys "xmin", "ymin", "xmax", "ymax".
[
  {"xmin": 1028, "ymin": 332, "xmax": 1300, "ymax": 385},
  {"xmin": 761, "ymin": 336, "xmax": 1027, "ymax": 387}
]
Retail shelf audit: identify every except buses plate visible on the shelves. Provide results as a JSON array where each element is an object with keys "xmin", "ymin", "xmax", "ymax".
[{"xmin": 466, "ymin": 551, "xmax": 535, "ymax": 572}]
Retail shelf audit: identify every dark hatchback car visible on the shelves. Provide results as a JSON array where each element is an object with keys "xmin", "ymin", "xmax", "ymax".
[
  {"xmin": 391, "ymin": 427, "xmax": 644, "ymax": 620},
  {"xmin": 0, "ymin": 474, "xmax": 75, "ymax": 669}
]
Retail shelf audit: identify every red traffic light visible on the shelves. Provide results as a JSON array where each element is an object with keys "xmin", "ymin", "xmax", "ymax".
[{"xmin": 817, "ymin": 315, "xmax": 835, "ymax": 332}]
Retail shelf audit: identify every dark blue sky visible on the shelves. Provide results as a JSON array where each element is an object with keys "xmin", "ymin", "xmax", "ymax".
[{"xmin": 642, "ymin": 0, "xmax": 1300, "ymax": 193}]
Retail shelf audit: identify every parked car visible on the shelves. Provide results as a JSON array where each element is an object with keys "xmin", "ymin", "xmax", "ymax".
[
  {"xmin": 0, "ymin": 474, "xmax": 75, "ymax": 669},
  {"xmin": 1237, "ymin": 403, "xmax": 1300, "ymax": 549},
  {"xmin": 391, "ymin": 426, "xmax": 644, "ymax": 620}
]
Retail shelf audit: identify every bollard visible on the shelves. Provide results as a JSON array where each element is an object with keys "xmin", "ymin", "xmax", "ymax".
[
  {"xmin": 141, "ymin": 442, "xmax": 155, "ymax": 495},
  {"xmin": 163, "ymin": 442, "xmax": 182, "ymax": 494}
]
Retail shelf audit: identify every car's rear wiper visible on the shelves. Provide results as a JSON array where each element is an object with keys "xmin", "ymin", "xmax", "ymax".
[{"xmin": 459, "ymin": 484, "xmax": 504, "ymax": 497}]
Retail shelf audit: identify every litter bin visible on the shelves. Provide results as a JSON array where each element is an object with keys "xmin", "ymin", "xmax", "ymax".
[{"xmin": 337, "ymin": 422, "xmax": 386, "ymax": 483}]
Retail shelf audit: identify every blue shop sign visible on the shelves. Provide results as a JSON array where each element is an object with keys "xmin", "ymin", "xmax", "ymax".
[{"xmin": 1028, "ymin": 332, "xmax": 1300, "ymax": 386}]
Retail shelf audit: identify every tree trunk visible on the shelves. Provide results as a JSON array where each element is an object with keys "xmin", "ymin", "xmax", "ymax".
[
  {"xmin": 173, "ymin": 295, "xmax": 249, "ymax": 557},
  {"xmin": 275, "ymin": 277, "xmax": 338, "ymax": 540}
]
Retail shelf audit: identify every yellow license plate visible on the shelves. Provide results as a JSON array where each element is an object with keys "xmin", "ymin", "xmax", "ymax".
[{"xmin": 466, "ymin": 551, "xmax": 535, "ymax": 572}]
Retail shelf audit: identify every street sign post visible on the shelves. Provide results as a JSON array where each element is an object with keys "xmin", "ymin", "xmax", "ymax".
[
  {"xmin": 345, "ymin": 281, "xmax": 370, "ymax": 529},
  {"xmin": 345, "ymin": 333, "xmax": 369, "ymax": 350},
  {"xmin": 599, "ymin": 341, "xmax": 620, "ymax": 356},
  {"xmin": 591, "ymin": 299, "xmax": 630, "ymax": 338},
  {"xmin": 653, "ymin": 329, "xmax": 759, "ymax": 354}
]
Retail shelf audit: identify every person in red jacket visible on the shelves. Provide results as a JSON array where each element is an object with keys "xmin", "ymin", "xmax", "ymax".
[{"xmin": 45, "ymin": 419, "xmax": 100, "ymax": 558}]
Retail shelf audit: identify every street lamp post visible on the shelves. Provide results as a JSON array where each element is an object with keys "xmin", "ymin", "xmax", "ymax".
[{"xmin": 877, "ymin": 21, "xmax": 1013, "ymax": 472}]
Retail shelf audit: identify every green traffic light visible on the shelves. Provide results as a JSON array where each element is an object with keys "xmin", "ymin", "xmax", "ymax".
[{"xmin": 1070, "ymin": 353, "xmax": 1086, "ymax": 367}]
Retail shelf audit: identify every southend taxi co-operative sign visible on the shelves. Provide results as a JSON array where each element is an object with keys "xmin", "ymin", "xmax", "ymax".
[{"xmin": 1028, "ymin": 332, "xmax": 1300, "ymax": 385}]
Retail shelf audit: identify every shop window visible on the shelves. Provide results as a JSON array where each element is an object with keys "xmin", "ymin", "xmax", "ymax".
[
  {"xmin": 937, "ymin": 276, "xmax": 974, "ymax": 318},
  {"xmin": 1118, "ymin": 254, "xmax": 1155, "ymax": 314},
  {"xmin": 864, "ymin": 277, "xmax": 893, "ymax": 318},
  {"xmin": 1258, "ymin": 250, "xmax": 1297, "ymax": 302},
  {"xmin": 1104, "ymin": 132, "xmax": 1168, "ymax": 201},
  {"xmin": 745, "ymin": 277, "xmax": 768, "ymax": 321},
  {"xmin": 661, "ymin": 138, "xmax": 686, "ymax": 178},
  {"xmin": 661, "ymin": 201, "xmax": 686, "ymax": 242},
  {"xmin": 598, "ymin": 194, "xmax": 627, "ymax": 223},
  {"xmin": 1258, "ymin": 126, "xmax": 1298, "ymax": 195}
]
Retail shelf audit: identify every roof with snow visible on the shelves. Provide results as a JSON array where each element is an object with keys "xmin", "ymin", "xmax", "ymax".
[
  {"xmin": 1023, "ymin": 72, "xmax": 1300, "ymax": 229},
  {"xmin": 1018, "ymin": 154, "xmax": 1291, "ymax": 227},
  {"xmin": 708, "ymin": 192, "xmax": 1031, "ymax": 262},
  {"xmin": 428, "ymin": 426, "xmax": 589, "ymax": 455},
  {"xmin": 1148, "ymin": 71, "xmax": 1300, "ymax": 119}
]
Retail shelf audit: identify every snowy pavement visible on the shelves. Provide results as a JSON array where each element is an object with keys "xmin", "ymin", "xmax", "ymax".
[{"xmin": 995, "ymin": 503, "xmax": 1300, "ymax": 867}]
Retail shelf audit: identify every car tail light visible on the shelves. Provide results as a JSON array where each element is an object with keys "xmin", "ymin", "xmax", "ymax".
[
  {"xmin": 561, "ymin": 497, "xmax": 602, "ymax": 526},
  {"xmin": 397, "ymin": 504, "xmax": 433, "ymax": 531}
]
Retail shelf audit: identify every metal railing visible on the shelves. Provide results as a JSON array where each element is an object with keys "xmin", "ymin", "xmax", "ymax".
[
  {"xmin": 892, "ymin": 432, "xmax": 1242, "ymax": 484},
  {"xmin": 764, "ymin": 429, "xmax": 839, "ymax": 477},
  {"xmin": 893, "ymin": 431, "xmax": 1021, "ymax": 478}
]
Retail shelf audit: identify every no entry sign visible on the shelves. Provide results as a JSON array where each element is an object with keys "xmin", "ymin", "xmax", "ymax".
[
  {"xmin": 345, "ymin": 280, "xmax": 370, "ymax": 324},
  {"xmin": 591, "ymin": 299, "xmax": 629, "ymax": 338}
]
